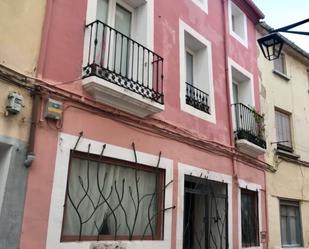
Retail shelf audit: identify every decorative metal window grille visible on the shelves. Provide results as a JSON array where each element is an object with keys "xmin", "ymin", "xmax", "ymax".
[
  {"xmin": 61, "ymin": 138, "xmax": 174, "ymax": 242},
  {"xmin": 186, "ymin": 82, "xmax": 210, "ymax": 114},
  {"xmin": 83, "ymin": 20, "xmax": 164, "ymax": 104},
  {"xmin": 183, "ymin": 175, "xmax": 228, "ymax": 249},
  {"xmin": 233, "ymin": 103, "xmax": 266, "ymax": 149},
  {"xmin": 241, "ymin": 189, "xmax": 259, "ymax": 247}
]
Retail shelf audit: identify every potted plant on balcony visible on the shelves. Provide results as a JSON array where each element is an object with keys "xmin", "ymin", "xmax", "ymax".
[{"xmin": 253, "ymin": 110, "xmax": 265, "ymax": 138}]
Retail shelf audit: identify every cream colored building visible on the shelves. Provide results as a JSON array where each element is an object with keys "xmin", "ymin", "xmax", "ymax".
[
  {"xmin": 258, "ymin": 23, "xmax": 309, "ymax": 249},
  {"xmin": 0, "ymin": 1, "xmax": 46, "ymax": 248}
]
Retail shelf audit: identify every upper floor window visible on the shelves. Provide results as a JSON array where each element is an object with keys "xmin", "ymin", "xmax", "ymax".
[
  {"xmin": 241, "ymin": 189, "xmax": 259, "ymax": 247},
  {"xmin": 275, "ymin": 109, "xmax": 293, "ymax": 152},
  {"xmin": 280, "ymin": 200, "xmax": 303, "ymax": 247},
  {"xmin": 82, "ymin": 0, "xmax": 165, "ymax": 117},
  {"xmin": 274, "ymin": 53, "xmax": 287, "ymax": 75},
  {"xmin": 228, "ymin": 0, "xmax": 248, "ymax": 47},
  {"xmin": 61, "ymin": 151, "xmax": 165, "ymax": 241},
  {"xmin": 179, "ymin": 20, "xmax": 215, "ymax": 123}
]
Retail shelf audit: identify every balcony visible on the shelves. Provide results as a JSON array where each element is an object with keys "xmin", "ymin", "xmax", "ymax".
[
  {"xmin": 233, "ymin": 103, "xmax": 266, "ymax": 156},
  {"xmin": 82, "ymin": 20, "xmax": 164, "ymax": 118},
  {"xmin": 185, "ymin": 82, "xmax": 210, "ymax": 114}
]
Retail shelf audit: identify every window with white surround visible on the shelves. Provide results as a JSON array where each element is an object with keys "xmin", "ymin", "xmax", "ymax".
[
  {"xmin": 176, "ymin": 163, "xmax": 232, "ymax": 249},
  {"xmin": 88, "ymin": 0, "xmax": 152, "ymax": 48},
  {"xmin": 191, "ymin": 0, "xmax": 208, "ymax": 13},
  {"xmin": 229, "ymin": 59, "xmax": 266, "ymax": 153},
  {"xmin": 229, "ymin": 0, "xmax": 248, "ymax": 47},
  {"xmin": 238, "ymin": 180, "xmax": 262, "ymax": 249},
  {"xmin": 280, "ymin": 200, "xmax": 303, "ymax": 247},
  {"xmin": 61, "ymin": 152, "xmax": 165, "ymax": 241},
  {"xmin": 241, "ymin": 189, "xmax": 259, "ymax": 247},
  {"xmin": 82, "ymin": 0, "xmax": 165, "ymax": 118},
  {"xmin": 183, "ymin": 175, "xmax": 228, "ymax": 249},
  {"xmin": 229, "ymin": 59, "xmax": 255, "ymax": 128},
  {"xmin": 0, "ymin": 143, "xmax": 12, "ymax": 215},
  {"xmin": 45, "ymin": 133, "xmax": 173, "ymax": 249},
  {"xmin": 179, "ymin": 20, "xmax": 215, "ymax": 123}
]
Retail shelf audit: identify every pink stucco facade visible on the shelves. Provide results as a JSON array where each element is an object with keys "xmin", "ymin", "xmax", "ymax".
[{"xmin": 20, "ymin": 0, "xmax": 267, "ymax": 249}]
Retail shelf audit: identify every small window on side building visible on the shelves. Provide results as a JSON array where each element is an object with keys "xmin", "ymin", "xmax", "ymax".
[
  {"xmin": 275, "ymin": 109, "xmax": 293, "ymax": 152},
  {"xmin": 274, "ymin": 53, "xmax": 287, "ymax": 75},
  {"xmin": 280, "ymin": 200, "xmax": 303, "ymax": 247}
]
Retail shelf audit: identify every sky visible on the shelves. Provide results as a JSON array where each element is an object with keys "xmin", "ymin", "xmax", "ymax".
[{"xmin": 253, "ymin": 0, "xmax": 309, "ymax": 53}]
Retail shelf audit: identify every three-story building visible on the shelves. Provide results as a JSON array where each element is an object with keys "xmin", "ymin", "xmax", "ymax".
[
  {"xmin": 258, "ymin": 22, "xmax": 309, "ymax": 249},
  {"xmin": 19, "ymin": 1, "xmax": 267, "ymax": 249}
]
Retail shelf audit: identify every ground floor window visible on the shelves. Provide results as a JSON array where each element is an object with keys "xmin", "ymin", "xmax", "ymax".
[
  {"xmin": 280, "ymin": 200, "xmax": 303, "ymax": 247},
  {"xmin": 61, "ymin": 151, "xmax": 165, "ymax": 241},
  {"xmin": 241, "ymin": 189, "xmax": 259, "ymax": 247},
  {"xmin": 183, "ymin": 175, "xmax": 228, "ymax": 249}
]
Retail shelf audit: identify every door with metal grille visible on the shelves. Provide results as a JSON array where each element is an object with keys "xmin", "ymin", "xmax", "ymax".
[{"xmin": 183, "ymin": 175, "xmax": 228, "ymax": 249}]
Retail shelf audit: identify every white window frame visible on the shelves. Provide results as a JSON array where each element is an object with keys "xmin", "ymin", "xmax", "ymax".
[
  {"xmin": 238, "ymin": 179, "xmax": 262, "ymax": 249},
  {"xmin": 179, "ymin": 19, "xmax": 216, "ymax": 123},
  {"xmin": 84, "ymin": 0, "xmax": 154, "ymax": 67},
  {"xmin": 191, "ymin": 0, "xmax": 208, "ymax": 14},
  {"xmin": 0, "ymin": 144, "xmax": 12, "ymax": 215},
  {"xmin": 176, "ymin": 162, "xmax": 232, "ymax": 249},
  {"xmin": 228, "ymin": 0, "xmax": 248, "ymax": 48},
  {"xmin": 45, "ymin": 132, "xmax": 173, "ymax": 249},
  {"xmin": 228, "ymin": 58, "xmax": 255, "ymax": 130},
  {"xmin": 185, "ymin": 48, "xmax": 195, "ymax": 85}
]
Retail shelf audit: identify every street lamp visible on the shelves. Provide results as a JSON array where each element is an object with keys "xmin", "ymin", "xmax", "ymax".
[{"xmin": 258, "ymin": 18, "xmax": 309, "ymax": 61}]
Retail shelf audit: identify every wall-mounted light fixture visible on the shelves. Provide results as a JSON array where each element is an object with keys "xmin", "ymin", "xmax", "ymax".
[{"xmin": 258, "ymin": 18, "xmax": 309, "ymax": 61}]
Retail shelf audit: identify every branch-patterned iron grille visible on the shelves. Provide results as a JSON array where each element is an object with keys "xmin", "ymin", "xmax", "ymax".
[
  {"xmin": 83, "ymin": 20, "xmax": 164, "ymax": 104},
  {"xmin": 62, "ymin": 142, "xmax": 173, "ymax": 242},
  {"xmin": 183, "ymin": 175, "xmax": 228, "ymax": 249},
  {"xmin": 186, "ymin": 82, "xmax": 210, "ymax": 114},
  {"xmin": 233, "ymin": 103, "xmax": 266, "ymax": 149}
]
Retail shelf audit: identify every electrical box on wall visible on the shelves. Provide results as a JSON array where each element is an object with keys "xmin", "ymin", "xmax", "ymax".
[
  {"xmin": 45, "ymin": 98, "xmax": 63, "ymax": 120},
  {"xmin": 6, "ymin": 92, "xmax": 23, "ymax": 114}
]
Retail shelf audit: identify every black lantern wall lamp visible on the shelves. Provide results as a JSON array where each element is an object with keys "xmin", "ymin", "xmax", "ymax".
[{"xmin": 258, "ymin": 18, "xmax": 309, "ymax": 61}]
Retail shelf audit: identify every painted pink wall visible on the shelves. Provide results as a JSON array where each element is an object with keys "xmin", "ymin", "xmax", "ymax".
[
  {"xmin": 36, "ymin": 0, "xmax": 261, "ymax": 145},
  {"xmin": 20, "ymin": 0, "xmax": 266, "ymax": 248},
  {"xmin": 20, "ymin": 106, "xmax": 266, "ymax": 249}
]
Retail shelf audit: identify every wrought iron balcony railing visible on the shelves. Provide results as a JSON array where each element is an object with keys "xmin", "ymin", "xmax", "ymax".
[
  {"xmin": 185, "ymin": 82, "xmax": 210, "ymax": 114},
  {"xmin": 83, "ymin": 20, "xmax": 164, "ymax": 104},
  {"xmin": 233, "ymin": 103, "xmax": 266, "ymax": 149}
]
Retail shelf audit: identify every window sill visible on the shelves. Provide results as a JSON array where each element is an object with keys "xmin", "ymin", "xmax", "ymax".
[
  {"xmin": 230, "ymin": 31, "xmax": 248, "ymax": 48},
  {"xmin": 191, "ymin": 0, "xmax": 208, "ymax": 14},
  {"xmin": 282, "ymin": 245, "xmax": 304, "ymax": 248},
  {"xmin": 276, "ymin": 149, "xmax": 300, "ymax": 160},
  {"xmin": 273, "ymin": 70, "xmax": 290, "ymax": 81}
]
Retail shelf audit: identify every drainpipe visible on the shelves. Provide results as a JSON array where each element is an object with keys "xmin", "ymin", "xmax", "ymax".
[
  {"xmin": 221, "ymin": 0, "xmax": 237, "ymax": 176},
  {"xmin": 24, "ymin": 86, "xmax": 40, "ymax": 167},
  {"xmin": 221, "ymin": 1, "xmax": 239, "ymax": 249}
]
